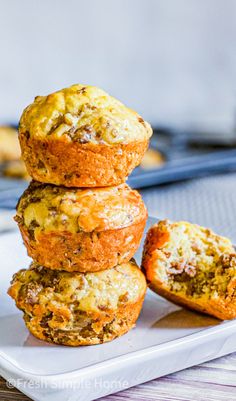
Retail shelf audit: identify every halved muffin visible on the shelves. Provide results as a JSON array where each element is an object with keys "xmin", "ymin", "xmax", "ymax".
[
  {"xmin": 15, "ymin": 182, "xmax": 147, "ymax": 272},
  {"xmin": 19, "ymin": 84, "xmax": 152, "ymax": 187},
  {"xmin": 8, "ymin": 260, "xmax": 146, "ymax": 346},
  {"xmin": 142, "ymin": 220, "xmax": 236, "ymax": 320}
]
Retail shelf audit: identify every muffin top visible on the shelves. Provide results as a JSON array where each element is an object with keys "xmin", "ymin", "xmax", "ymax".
[
  {"xmin": 19, "ymin": 84, "xmax": 152, "ymax": 145},
  {"xmin": 8, "ymin": 260, "xmax": 146, "ymax": 316},
  {"xmin": 143, "ymin": 220, "xmax": 235, "ymax": 299},
  {"xmin": 15, "ymin": 182, "xmax": 147, "ymax": 235}
]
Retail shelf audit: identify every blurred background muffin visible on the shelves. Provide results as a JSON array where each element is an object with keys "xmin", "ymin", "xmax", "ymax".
[
  {"xmin": 3, "ymin": 160, "xmax": 30, "ymax": 180},
  {"xmin": 0, "ymin": 125, "xmax": 30, "ymax": 181},
  {"xmin": 140, "ymin": 148, "xmax": 165, "ymax": 170},
  {"xmin": 0, "ymin": 126, "xmax": 21, "ymax": 163}
]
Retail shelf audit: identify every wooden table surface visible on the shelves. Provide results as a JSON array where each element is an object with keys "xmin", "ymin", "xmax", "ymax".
[{"xmin": 1, "ymin": 352, "xmax": 236, "ymax": 400}]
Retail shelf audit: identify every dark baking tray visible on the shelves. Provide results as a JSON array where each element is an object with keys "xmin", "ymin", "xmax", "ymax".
[
  {"xmin": 1, "ymin": 128, "xmax": 236, "ymax": 208},
  {"xmin": 128, "ymin": 128, "xmax": 236, "ymax": 188}
]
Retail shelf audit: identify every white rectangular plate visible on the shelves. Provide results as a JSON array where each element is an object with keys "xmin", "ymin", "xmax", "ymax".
[{"xmin": 1, "ymin": 217, "xmax": 236, "ymax": 401}]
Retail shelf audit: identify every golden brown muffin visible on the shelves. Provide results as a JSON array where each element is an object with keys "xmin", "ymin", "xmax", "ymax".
[
  {"xmin": 15, "ymin": 181, "xmax": 147, "ymax": 272},
  {"xmin": 142, "ymin": 220, "xmax": 236, "ymax": 320},
  {"xmin": 140, "ymin": 148, "xmax": 165, "ymax": 170},
  {"xmin": 0, "ymin": 126, "xmax": 21, "ymax": 162},
  {"xmin": 3, "ymin": 160, "xmax": 30, "ymax": 180},
  {"xmin": 19, "ymin": 84, "xmax": 152, "ymax": 187},
  {"xmin": 8, "ymin": 260, "xmax": 147, "ymax": 346}
]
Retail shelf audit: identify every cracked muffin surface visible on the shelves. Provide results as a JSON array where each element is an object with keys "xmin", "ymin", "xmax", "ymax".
[
  {"xmin": 15, "ymin": 181, "xmax": 147, "ymax": 272},
  {"xmin": 16, "ymin": 181, "xmax": 146, "ymax": 233},
  {"xmin": 19, "ymin": 84, "xmax": 152, "ymax": 187},
  {"xmin": 8, "ymin": 260, "xmax": 147, "ymax": 346},
  {"xmin": 19, "ymin": 84, "xmax": 152, "ymax": 144},
  {"xmin": 142, "ymin": 220, "xmax": 236, "ymax": 320}
]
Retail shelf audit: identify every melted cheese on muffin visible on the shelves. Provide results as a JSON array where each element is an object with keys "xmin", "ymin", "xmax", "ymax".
[
  {"xmin": 16, "ymin": 182, "xmax": 147, "ymax": 236},
  {"xmin": 9, "ymin": 260, "xmax": 146, "ymax": 316},
  {"xmin": 19, "ymin": 84, "xmax": 152, "ymax": 144}
]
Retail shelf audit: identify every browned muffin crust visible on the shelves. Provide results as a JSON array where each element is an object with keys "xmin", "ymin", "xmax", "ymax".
[
  {"xmin": 23, "ymin": 298, "xmax": 144, "ymax": 346},
  {"xmin": 8, "ymin": 261, "xmax": 147, "ymax": 346},
  {"xmin": 18, "ymin": 219, "xmax": 146, "ymax": 272},
  {"xmin": 15, "ymin": 182, "xmax": 147, "ymax": 272},
  {"xmin": 19, "ymin": 135, "xmax": 149, "ymax": 187},
  {"xmin": 19, "ymin": 84, "xmax": 152, "ymax": 187}
]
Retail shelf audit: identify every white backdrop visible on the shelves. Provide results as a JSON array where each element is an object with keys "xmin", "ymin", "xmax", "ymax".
[{"xmin": 1, "ymin": 0, "xmax": 236, "ymax": 131}]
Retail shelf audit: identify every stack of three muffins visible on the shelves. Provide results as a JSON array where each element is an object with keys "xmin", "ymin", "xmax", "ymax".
[{"xmin": 8, "ymin": 84, "xmax": 153, "ymax": 346}]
